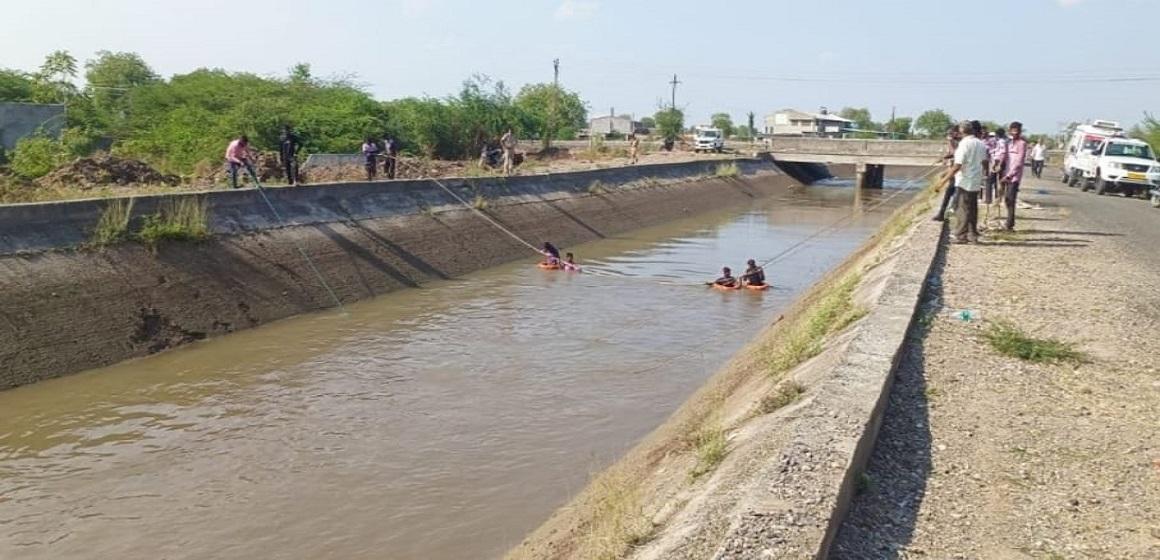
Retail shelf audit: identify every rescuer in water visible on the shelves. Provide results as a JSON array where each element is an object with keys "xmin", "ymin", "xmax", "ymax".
[
  {"xmin": 713, "ymin": 267, "xmax": 738, "ymax": 288},
  {"xmin": 740, "ymin": 259, "xmax": 766, "ymax": 287},
  {"xmin": 541, "ymin": 242, "xmax": 561, "ymax": 266}
]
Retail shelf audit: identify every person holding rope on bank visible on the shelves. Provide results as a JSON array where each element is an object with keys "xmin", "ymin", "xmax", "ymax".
[{"xmin": 225, "ymin": 135, "xmax": 257, "ymax": 189}]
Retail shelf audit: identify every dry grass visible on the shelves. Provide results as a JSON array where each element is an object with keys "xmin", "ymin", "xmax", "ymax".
[
  {"xmin": 758, "ymin": 381, "xmax": 806, "ymax": 414},
  {"xmin": 689, "ymin": 424, "xmax": 728, "ymax": 479},
  {"xmin": 575, "ymin": 467, "xmax": 655, "ymax": 560},
  {"xmin": 89, "ymin": 198, "xmax": 135, "ymax": 246},
  {"xmin": 714, "ymin": 162, "xmax": 740, "ymax": 178},
  {"xmin": 136, "ymin": 196, "xmax": 209, "ymax": 249},
  {"xmin": 764, "ymin": 273, "xmax": 867, "ymax": 374}
]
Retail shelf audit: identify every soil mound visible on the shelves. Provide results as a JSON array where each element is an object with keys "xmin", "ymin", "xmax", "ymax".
[{"xmin": 38, "ymin": 155, "xmax": 180, "ymax": 189}]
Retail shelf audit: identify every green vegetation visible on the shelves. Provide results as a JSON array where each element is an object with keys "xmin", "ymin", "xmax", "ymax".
[
  {"xmin": 765, "ymin": 274, "xmax": 867, "ymax": 374},
  {"xmin": 9, "ymin": 136, "xmax": 66, "ymax": 179},
  {"xmin": 914, "ymin": 109, "xmax": 955, "ymax": 139},
  {"xmin": 653, "ymin": 107, "xmax": 684, "ymax": 144},
  {"xmin": 471, "ymin": 194, "xmax": 489, "ymax": 210},
  {"xmin": 710, "ymin": 112, "xmax": 735, "ymax": 138},
  {"xmin": 136, "ymin": 197, "xmax": 209, "ymax": 248},
  {"xmin": 714, "ymin": 162, "xmax": 740, "ymax": 178},
  {"xmin": 90, "ymin": 198, "xmax": 134, "ymax": 246},
  {"xmin": 758, "ymin": 381, "xmax": 805, "ymax": 414},
  {"xmin": 984, "ymin": 321, "xmax": 1087, "ymax": 364},
  {"xmin": 1131, "ymin": 113, "xmax": 1160, "ymax": 152},
  {"xmin": 587, "ymin": 180, "xmax": 608, "ymax": 194},
  {"xmin": 689, "ymin": 425, "xmax": 728, "ymax": 479},
  {"xmin": 0, "ymin": 52, "xmax": 588, "ymax": 180},
  {"xmin": 580, "ymin": 469, "xmax": 654, "ymax": 560}
]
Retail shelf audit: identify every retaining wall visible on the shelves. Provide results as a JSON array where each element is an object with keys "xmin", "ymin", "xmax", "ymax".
[
  {"xmin": 0, "ymin": 158, "xmax": 804, "ymax": 389},
  {"xmin": 0, "ymin": 102, "xmax": 66, "ymax": 151}
]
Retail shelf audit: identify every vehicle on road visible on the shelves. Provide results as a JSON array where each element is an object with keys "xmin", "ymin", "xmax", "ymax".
[
  {"xmin": 693, "ymin": 126, "xmax": 724, "ymax": 153},
  {"xmin": 1062, "ymin": 120, "xmax": 1160, "ymax": 197}
]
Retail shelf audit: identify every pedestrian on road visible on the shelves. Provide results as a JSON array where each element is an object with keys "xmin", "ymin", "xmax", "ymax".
[
  {"xmin": 629, "ymin": 133, "xmax": 640, "ymax": 165},
  {"xmin": 225, "ymin": 135, "xmax": 256, "ymax": 189},
  {"xmin": 383, "ymin": 135, "xmax": 399, "ymax": 179},
  {"xmin": 1002, "ymin": 122, "xmax": 1029, "ymax": 231},
  {"xmin": 500, "ymin": 128, "xmax": 517, "ymax": 175},
  {"xmin": 1031, "ymin": 140, "xmax": 1047, "ymax": 178},
  {"xmin": 933, "ymin": 125, "xmax": 962, "ymax": 222},
  {"xmin": 362, "ymin": 137, "xmax": 381, "ymax": 181},
  {"xmin": 279, "ymin": 125, "xmax": 302, "ymax": 186},
  {"xmin": 984, "ymin": 128, "xmax": 1007, "ymax": 206},
  {"xmin": 946, "ymin": 120, "xmax": 988, "ymax": 243}
]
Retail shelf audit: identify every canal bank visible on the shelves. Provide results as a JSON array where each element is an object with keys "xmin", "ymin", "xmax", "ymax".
[{"xmin": 0, "ymin": 158, "xmax": 833, "ymax": 389}]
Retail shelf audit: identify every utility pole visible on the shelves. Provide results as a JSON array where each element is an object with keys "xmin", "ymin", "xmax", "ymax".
[
  {"xmin": 610, "ymin": 106, "xmax": 615, "ymax": 136},
  {"xmin": 547, "ymin": 58, "xmax": 560, "ymax": 150},
  {"xmin": 553, "ymin": 58, "xmax": 559, "ymax": 86},
  {"xmin": 889, "ymin": 105, "xmax": 896, "ymax": 139},
  {"xmin": 669, "ymin": 74, "xmax": 681, "ymax": 110}
]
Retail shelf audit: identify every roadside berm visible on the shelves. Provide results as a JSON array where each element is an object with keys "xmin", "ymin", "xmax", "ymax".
[{"xmin": 507, "ymin": 179, "xmax": 943, "ymax": 559}]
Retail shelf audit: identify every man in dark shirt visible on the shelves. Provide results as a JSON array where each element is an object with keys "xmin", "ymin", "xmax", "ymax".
[
  {"xmin": 741, "ymin": 259, "xmax": 766, "ymax": 286},
  {"xmin": 279, "ymin": 125, "xmax": 302, "ymax": 186},
  {"xmin": 383, "ymin": 135, "xmax": 399, "ymax": 179},
  {"xmin": 714, "ymin": 267, "xmax": 738, "ymax": 288}
]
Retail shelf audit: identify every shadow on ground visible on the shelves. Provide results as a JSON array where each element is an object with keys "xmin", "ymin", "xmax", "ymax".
[{"xmin": 830, "ymin": 235, "xmax": 946, "ymax": 559}]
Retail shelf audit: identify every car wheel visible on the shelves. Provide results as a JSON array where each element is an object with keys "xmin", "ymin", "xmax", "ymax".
[
  {"xmin": 1061, "ymin": 169, "xmax": 1070, "ymax": 184},
  {"xmin": 1095, "ymin": 175, "xmax": 1107, "ymax": 195},
  {"xmin": 1079, "ymin": 177, "xmax": 1089, "ymax": 191},
  {"xmin": 1152, "ymin": 193, "xmax": 1160, "ymax": 208}
]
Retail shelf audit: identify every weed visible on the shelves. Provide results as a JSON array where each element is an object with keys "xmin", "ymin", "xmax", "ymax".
[
  {"xmin": 759, "ymin": 381, "xmax": 805, "ymax": 414},
  {"xmin": 856, "ymin": 472, "xmax": 874, "ymax": 495},
  {"xmin": 579, "ymin": 469, "xmax": 654, "ymax": 560},
  {"xmin": 984, "ymin": 321, "xmax": 1087, "ymax": 364},
  {"xmin": 472, "ymin": 194, "xmax": 489, "ymax": 210},
  {"xmin": 689, "ymin": 425, "xmax": 727, "ymax": 479},
  {"xmin": 90, "ymin": 198, "xmax": 135, "ymax": 246},
  {"xmin": 136, "ymin": 197, "xmax": 209, "ymax": 249},
  {"xmin": 924, "ymin": 386, "xmax": 942, "ymax": 400},
  {"xmin": 986, "ymin": 228, "xmax": 1021, "ymax": 242},
  {"xmin": 765, "ymin": 274, "xmax": 867, "ymax": 374},
  {"xmin": 714, "ymin": 162, "xmax": 740, "ymax": 178},
  {"xmin": 588, "ymin": 180, "xmax": 608, "ymax": 195}
]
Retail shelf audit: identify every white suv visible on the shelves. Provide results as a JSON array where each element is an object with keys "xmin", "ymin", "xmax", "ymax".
[
  {"xmin": 1082, "ymin": 138, "xmax": 1160, "ymax": 197},
  {"xmin": 693, "ymin": 127, "xmax": 724, "ymax": 153}
]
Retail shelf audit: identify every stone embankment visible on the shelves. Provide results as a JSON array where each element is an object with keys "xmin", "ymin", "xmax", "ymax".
[{"xmin": 0, "ymin": 158, "xmax": 827, "ymax": 389}]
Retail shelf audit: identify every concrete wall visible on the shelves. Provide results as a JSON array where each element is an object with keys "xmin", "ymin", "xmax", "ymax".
[
  {"xmin": 0, "ymin": 158, "xmax": 803, "ymax": 389},
  {"xmin": 0, "ymin": 102, "xmax": 66, "ymax": 151},
  {"xmin": 769, "ymin": 137, "xmax": 945, "ymax": 158}
]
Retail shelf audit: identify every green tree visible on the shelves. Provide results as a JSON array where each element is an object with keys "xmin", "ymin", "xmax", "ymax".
[
  {"xmin": 884, "ymin": 116, "xmax": 913, "ymax": 139},
  {"xmin": 640, "ymin": 116, "xmax": 656, "ymax": 130},
  {"xmin": 513, "ymin": 83, "xmax": 587, "ymax": 149},
  {"xmin": 710, "ymin": 112, "xmax": 735, "ymax": 138},
  {"xmin": 0, "ymin": 69, "xmax": 35, "ymax": 101},
  {"xmin": 654, "ymin": 107, "xmax": 684, "ymax": 144},
  {"xmin": 10, "ymin": 136, "xmax": 66, "ymax": 179},
  {"xmin": 838, "ymin": 107, "xmax": 875, "ymax": 132},
  {"xmin": 32, "ymin": 50, "xmax": 79, "ymax": 103},
  {"xmin": 289, "ymin": 63, "xmax": 313, "ymax": 85},
  {"xmin": 748, "ymin": 112, "xmax": 756, "ymax": 140},
  {"xmin": 914, "ymin": 109, "xmax": 955, "ymax": 139},
  {"xmin": 1130, "ymin": 114, "xmax": 1160, "ymax": 152}
]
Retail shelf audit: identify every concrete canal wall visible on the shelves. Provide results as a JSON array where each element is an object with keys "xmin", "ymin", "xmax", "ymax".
[{"xmin": 0, "ymin": 158, "xmax": 825, "ymax": 390}]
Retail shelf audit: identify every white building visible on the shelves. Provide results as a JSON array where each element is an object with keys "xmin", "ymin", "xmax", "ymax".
[
  {"xmin": 763, "ymin": 109, "xmax": 854, "ymax": 137},
  {"xmin": 586, "ymin": 115, "xmax": 643, "ymax": 137}
]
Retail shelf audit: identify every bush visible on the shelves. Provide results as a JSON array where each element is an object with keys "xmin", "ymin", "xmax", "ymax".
[
  {"xmin": 10, "ymin": 136, "xmax": 65, "ymax": 179},
  {"xmin": 91, "ymin": 198, "xmax": 135, "ymax": 246},
  {"xmin": 136, "ymin": 197, "xmax": 209, "ymax": 248}
]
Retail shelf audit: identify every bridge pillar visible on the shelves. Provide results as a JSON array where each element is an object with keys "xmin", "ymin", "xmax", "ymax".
[{"xmin": 855, "ymin": 162, "xmax": 867, "ymax": 190}]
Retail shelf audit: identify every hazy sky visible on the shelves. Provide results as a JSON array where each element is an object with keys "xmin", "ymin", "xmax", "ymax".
[{"xmin": 5, "ymin": 0, "xmax": 1159, "ymax": 133}]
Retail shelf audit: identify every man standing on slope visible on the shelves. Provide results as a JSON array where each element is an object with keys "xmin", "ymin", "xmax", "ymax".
[
  {"xmin": 279, "ymin": 125, "xmax": 302, "ymax": 186},
  {"xmin": 946, "ymin": 120, "xmax": 988, "ymax": 243},
  {"xmin": 1002, "ymin": 122, "xmax": 1029, "ymax": 231},
  {"xmin": 933, "ymin": 125, "xmax": 962, "ymax": 222}
]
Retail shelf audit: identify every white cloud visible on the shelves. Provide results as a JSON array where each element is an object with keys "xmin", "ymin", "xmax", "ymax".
[{"xmin": 554, "ymin": 0, "xmax": 600, "ymax": 21}]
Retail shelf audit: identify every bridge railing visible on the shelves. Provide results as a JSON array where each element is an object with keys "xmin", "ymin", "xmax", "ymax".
[{"xmin": 768, "ymin": 137, "xmax": 945, "ymax": 157}]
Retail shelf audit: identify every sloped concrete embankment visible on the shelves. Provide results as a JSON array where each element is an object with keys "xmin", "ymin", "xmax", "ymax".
[
  {"xmin": 0, "ymin": 159, "xmax": 799, "ymax": 390},
  {"xmin": 508, "ymin": 184, "xmax": 942, "ymax": 560}
]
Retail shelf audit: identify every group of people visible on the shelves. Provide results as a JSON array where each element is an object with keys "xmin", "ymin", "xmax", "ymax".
[
  {"xmin": 223, "ymin": 126, "xmax": 306, "ymax": 189},
  {"xmin": 933, "ymin": 119, "xmax": 1047, "ymax": 243},
  {"xmin": 479, "ymin": 129, "xmax": 520, "ymax": 175},
  {"xmin": 540, "ymin": 242, "xmax": 580, "ymax": 271},
  {"xmin": 362, "ymin": 135, "xmax": 401, "ymax": 181},
  {"xmin": 713, "ymin": 260, "xmax": 766, "ymax": 289}
]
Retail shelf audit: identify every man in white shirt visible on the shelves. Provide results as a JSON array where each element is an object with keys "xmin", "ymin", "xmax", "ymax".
[
  {"xmin": 946, "ymin": 120, "xmax": 988, "ymax": 243},
  {"xmin": 1030, "ymin": 141, "xmax": 1047, "ymax": 178}
]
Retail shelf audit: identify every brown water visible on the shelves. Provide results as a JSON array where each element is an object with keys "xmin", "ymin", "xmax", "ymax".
[{"xmin": 0, "ymin": 179, "xmax": 913, "ymax": 560}]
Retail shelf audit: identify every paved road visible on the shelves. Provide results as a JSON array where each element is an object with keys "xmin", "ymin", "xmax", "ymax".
[{"xmin": 1036, "ymin": 172, "xmax": 1160, "ymax": 269}]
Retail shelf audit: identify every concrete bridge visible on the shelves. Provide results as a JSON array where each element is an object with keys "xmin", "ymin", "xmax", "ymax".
[{"xmin": 768, "ymin": 137, "xmax": 945, "ymax": 188}]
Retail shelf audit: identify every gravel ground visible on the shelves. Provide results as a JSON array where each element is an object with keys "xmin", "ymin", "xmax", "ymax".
[{"xmin": 833, "ymin": 173, "xmax": 1160, "ymax": 559}]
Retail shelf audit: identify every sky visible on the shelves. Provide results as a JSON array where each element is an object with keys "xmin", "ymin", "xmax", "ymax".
[{"xmin": 4, "ymin": 0, "xmax": 1159, "ymax": 134}]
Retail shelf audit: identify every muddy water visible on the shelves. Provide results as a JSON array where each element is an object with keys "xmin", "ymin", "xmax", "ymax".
[{"xmin": 0, "ymin": 179, "xmax": 914, "ymax": 560}]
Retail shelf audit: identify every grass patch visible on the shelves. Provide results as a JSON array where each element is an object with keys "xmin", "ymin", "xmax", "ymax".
[
  {"xmin": 984, "ymin": 321, "xmax": 1086, "ymax": 364},
  {"xmin": 765, "ymin": 273, "xmax": 867, "ymax": 374},
  {"xmin": 588, "ymin": 180, "xmax": 608, "ymax": 194},
  {"xmin": 578, "ymin": 469, "xmax": 654, "ymax": 560},
  {"xmin": 90, "ymin": 198, "xmax": 135, "ymax": 246},
  {"xmin": 986, "ymin": 228, "xmax": 1021, "ymax": 242},
  {"xmin": 472, "ymin": 194, "xmax": 489, "ymax": 210},
  {"xmin": 758, "ymin": 381, "xmax": 805, "ymax": 414},
  {"xmin": 856, "ymin": 472, "xmax": 874, "ymax": 495},
  {"xmin": 689, "ymin": 425, "xmax": 728, "ymax": 479},
  {"xmin": 136, "ymin": 197, "xmax": 209, "ymax": 249},
  {"xmin": 714, "ymin": 162, "xmax": 740, "ymax": 178}
]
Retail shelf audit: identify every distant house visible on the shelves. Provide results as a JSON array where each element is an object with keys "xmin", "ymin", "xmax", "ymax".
[
  {"xmin": 763, "ymin": 108, "xmax": 854, "ymax": 138},
  {"xmin": 0, "ymin": 102, "xmax": 66, "ymax": 150},
  {"xmin": 586, "ymin": 115, "xmax": 644, "ymax": 137}
]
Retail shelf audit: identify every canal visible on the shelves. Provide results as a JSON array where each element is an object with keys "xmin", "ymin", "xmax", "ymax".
[{"xmin": 0, "ymin": 176, "xmax": 915, "ymax": 559}]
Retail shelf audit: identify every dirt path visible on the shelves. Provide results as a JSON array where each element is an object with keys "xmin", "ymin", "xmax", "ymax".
[{"xmin": 833, "ymin": 174, "xmax": 1160, "ymax": 558}]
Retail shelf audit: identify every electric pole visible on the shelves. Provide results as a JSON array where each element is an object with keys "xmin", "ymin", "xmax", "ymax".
[
  {"xmin": 553, "ymin": 58, "xmax": 559, "ymax": 86},
  {"xmin": 669, "ymin": 74, "xmax": 681, "ymax": 110},
  {"xmin": 547, "ymin": 58, "xmax": 560, "ymax": 150},
  {"xmin": 889, "ymin": 106, "xmax": 896, "ymax": 138}
]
